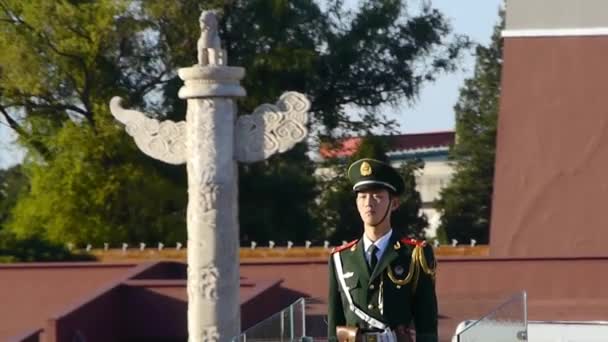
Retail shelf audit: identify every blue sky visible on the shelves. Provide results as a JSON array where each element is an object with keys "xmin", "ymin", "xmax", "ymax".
[
  {"xmin": 0, "ymin": 0, "xmax": 503, "ymax": 169},
  {"xmin": 394, "ymin": 0, "xmax": 503, "ymax": 133}
]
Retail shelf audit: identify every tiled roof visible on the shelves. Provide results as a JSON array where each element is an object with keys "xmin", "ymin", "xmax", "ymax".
[
  {"xmin": 388, "ymin": 131, "xmax": 455, "ymax": 152},
  {"xmin": 319, "ymin": 131, "xmax": 455, "ymax": 159}
]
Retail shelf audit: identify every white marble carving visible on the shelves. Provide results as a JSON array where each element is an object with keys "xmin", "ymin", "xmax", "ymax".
[
  {"xmin": 235, "ymin": 92, "xmax": 311, "ymax": 163},
  {"xmin": 184, "ymin": 95, "xmax": 240, "ymax": 341},
  {"xmin": 109, "ymin": 97, "xmax": 187, "ymax": 165},
  {"xmin": 187, "ymin": 209, "xmax": 218, "ymax": 233},
  {"xmin": 197, "ymin": 11, "xmax": 226, "ymax": 66},
  {"xmin": 199, "ymin": 326, "xmax": 219, "ymax": 342},
  {"xmin": 190, "ymin": 184, "xmax": 220, "ymax": 213},
  {"xmin": 109, "ymin": 10, "xmax": 310, "ymax": 342},
  {"xmin": 188, "ymin": 265, "xmax": 219, "ymax": 300}
]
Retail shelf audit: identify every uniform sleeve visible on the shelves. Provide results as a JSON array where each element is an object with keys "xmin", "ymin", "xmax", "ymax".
[
  {"xmin": 328, "ymin": 255, "xmax": 346, "ymax": 341},
  {"xmin": 412, "ymin": 244, "xmax": 438, "ymax": 342}
]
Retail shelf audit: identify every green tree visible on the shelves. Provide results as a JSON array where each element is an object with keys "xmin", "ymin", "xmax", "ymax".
[
  {"xmin": 0, "ymin": 165, "xmax": 27, "ymax": 230},
  {"xmin": 0, "ymin": 0, "xmax": 468, "ymax": 247},
  {"xmin": 239, "ymin": 145, "xmax": 319, "ymax": 245},
  {"xmin": 0, "ymin": 0, "xmax": 187, "ymax": 245},
  {"xmin": 144, "ymin": 0, "xmax": 470, "ymax": 133},
  {"xmin": 0, "ymin": 165, "xmax": 94, "ymax": 262},
  {"xmin": 145, "ymin": 0, "xmax": 468, "ymax": 243},
  {"xmin": 435, "ymin": 10, "xmax": 504, "ymax": 244},
  {"xmin": 9, "ymin": 118, "xmax": 187, "ymax": 245},
  {"xmin": 316, "ymin": 136, "xmax": 427, "ymax": 242},
  {"xmin": 0, "ymin": 230, "xmax": 95, "ymax": 262}
]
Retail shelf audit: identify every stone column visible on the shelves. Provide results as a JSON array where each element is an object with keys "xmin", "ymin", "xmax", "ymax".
[
  {"xmin": 178, "ymin": 66, "xmax": 245, "ymax": 341},
  {"xmin": 109, "ymin": 10, "xmax": 310, "ymax": 342}
]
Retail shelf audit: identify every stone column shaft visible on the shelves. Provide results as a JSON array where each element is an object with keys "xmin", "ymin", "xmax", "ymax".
[{"xmin": 186, "ymin": 98, "xmax": 240, "ymax": 341}]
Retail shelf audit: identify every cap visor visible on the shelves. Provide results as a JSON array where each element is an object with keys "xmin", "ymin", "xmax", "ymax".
[{"xmin": 353, "ymin": 180, "xmax": 397, "ymax": 193}]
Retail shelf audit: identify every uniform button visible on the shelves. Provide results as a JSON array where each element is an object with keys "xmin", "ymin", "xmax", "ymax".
[
  {"xmin": 369, "ymin": 284, "xmax": 375, "ymax": 290},
  {"xmin": 368, "ymin": 304, "xmax": 374, "ymax": 310}
]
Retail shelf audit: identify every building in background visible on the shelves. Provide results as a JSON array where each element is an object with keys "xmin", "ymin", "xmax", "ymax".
[{"xmin": 318, "ymin": 131, "xmax": 455, "ymax": 238}]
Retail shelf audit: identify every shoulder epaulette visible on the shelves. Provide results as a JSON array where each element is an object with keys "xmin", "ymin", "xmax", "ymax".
[
  {"xmin": 331, "ymin": 239, "xmax": 358, "ymax": 254},
  {"xmin": 389, "ymin": 237, "xmax": 435, "ymax": 290},
  {"xmin": 400, "ymin": 237, "xmax": 427, "ymax": 247}
]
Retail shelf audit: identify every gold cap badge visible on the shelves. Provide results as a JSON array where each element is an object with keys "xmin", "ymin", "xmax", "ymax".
[{"xmin": 360, "ymin": 161, "xmax": 372, "ymax": 176}]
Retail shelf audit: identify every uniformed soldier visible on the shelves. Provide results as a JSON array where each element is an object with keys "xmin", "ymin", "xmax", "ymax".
[{"xmin": 327, "ymin": 158, "xmax": 438, "ymax": 342}]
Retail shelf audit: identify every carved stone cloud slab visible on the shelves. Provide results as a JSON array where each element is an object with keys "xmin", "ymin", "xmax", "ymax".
[
  {"xmin": 235, "ymin": 92, "xmax": 311, "ymax": 163},
  {"xmin": 110, "ymin": 97, "xmax": 187, "ymax": 165}
]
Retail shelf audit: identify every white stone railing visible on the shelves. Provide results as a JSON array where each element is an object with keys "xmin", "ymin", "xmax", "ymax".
[{"xmin": 64, "ymin": 239, "xmax": 484, "ymax": 253}]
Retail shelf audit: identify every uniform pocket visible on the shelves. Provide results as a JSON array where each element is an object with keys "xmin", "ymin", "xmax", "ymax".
[{"xmin": 343, "ymin": 272, "xmax": 360, "ymax": 291}]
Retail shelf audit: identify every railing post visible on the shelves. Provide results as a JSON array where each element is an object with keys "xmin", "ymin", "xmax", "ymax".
[
  {"xmin": 301, "ymin": 299, "xmax": 306, "ymax": 339},
  {"xmin": 280, "ymin": 309, "xmax": 285, "ymax": 342},
  {"xmin": 289, "ymin": 303, "xmax": 295, "ymax": 341}
]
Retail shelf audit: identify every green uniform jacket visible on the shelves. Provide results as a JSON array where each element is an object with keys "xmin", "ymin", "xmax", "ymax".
[{"xmin": 327, "ymin": 233, "xmax": 438, "ymax": 342}]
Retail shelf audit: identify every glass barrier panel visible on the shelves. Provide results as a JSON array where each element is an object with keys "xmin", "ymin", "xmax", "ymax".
[
  {"xmin": 232, "ymin": 298, "xmax": 310, "ymax": 342},
  {"xmin": 457, "ymin": 291, "xmax": 528, "ymax": 342}
]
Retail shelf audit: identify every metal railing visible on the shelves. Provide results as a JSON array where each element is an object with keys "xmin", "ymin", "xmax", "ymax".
[{"xmin": 232, "ymin": 298, "xmax": 311, "ymax": 342}]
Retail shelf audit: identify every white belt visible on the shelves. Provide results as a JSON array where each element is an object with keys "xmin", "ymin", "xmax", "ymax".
[{"xmin": 333, "ymin": 253, "xmax": 389, "ymax": 331}]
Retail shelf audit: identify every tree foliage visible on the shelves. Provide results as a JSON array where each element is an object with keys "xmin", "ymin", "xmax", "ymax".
[
  {"xmin": 239, "ymin": 144, "xmax": 319, "ymax": 245},
  {"xmin": 0, "ymin": 165, "xmax": 26, "ymax": 230},
  {"xmin": 0, "ymin": 165, "xmax": 94, "ymax": 262},
  {"xmin": 144, "ymin": 0, "xmax": 470, "ymax": 134},
  {"xmin": 9, "ymin": 118, "xmax": 187, "ymax": 245},
  {"xmin": 435, "ymin": 10, "xmax": 504, "ymax": 244},
  {"xmin": 0, "ymin": 230, "xmax": 95, "ymax": 262},
  {"xmin": 0, "ymin": 0, "xmax": 467, "ymax": 249}
]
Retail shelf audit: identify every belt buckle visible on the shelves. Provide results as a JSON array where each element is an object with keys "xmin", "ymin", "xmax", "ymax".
[{"xmin": 364, "ymin": 332, "xmax": 379, "ymax": 342}]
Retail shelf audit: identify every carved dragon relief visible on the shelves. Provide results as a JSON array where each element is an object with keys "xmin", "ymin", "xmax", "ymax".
[
  {"xmin": 109, "ymin": 97, "xmax": 187, "ymax": 165},
  {"xmin": 235, "ymin": 92, "xmax": 311, "ymax": 163},
  {"xmin": 187, "ymin": 265, "xmax": 219, "ymax": 300},
  {"xmin": 199, "ymin": 326, "xmax": 220, "ymax": 342}
]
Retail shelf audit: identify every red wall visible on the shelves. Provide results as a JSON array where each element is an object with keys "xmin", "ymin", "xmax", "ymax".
[{"xmin": 491, "ymin": 36, "xmax": 608, "ymax": 257}]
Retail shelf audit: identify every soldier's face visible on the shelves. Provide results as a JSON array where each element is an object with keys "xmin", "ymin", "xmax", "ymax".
[{"xmin": 356, "ymin": 188, "xmax": 394, "ymax": 226}]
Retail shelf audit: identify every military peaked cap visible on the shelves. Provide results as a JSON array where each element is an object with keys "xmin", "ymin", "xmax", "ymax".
[{"xmin": 347, "ymin": 158, "xmax": 405, "ymax": 195}]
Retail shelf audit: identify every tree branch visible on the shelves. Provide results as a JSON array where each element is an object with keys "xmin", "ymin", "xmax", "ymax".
[
  {"xmin": 0, "ymin": 104, "xmax": 26, "ymax": 136},
  {"xmin": 133, "ymin": 71, "xmax": 169, "ymax": 99},
  {"xmin": 24, "ymin": 101, "xmax": 88, "ymax": 117},
  {"xmin": 0, "ymin": 103, "xmax": 49, "ymax": 158},
  {"xmin": 1, "ymin": 1, "xmax": 94, "ymax": 125}
]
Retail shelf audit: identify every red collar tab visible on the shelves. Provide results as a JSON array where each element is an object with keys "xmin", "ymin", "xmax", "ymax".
[
  {"xmin": 400, "ymin": 237, "xmax": 426, "ymax": 247},
  {"xmin": 331, "ymin": 239, "xmax": 358, "ymax": 253}
]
